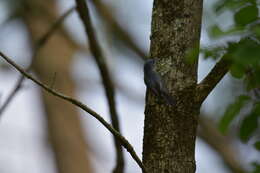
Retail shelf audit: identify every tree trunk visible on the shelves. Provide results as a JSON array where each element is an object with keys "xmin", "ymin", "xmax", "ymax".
[
  {"xmin": 21, "ymin": 0, "xmax": 93, "ymax": 173},
  {"xmin": 142, "ymin": 0, "xmax": 203, "ymax": 172}
]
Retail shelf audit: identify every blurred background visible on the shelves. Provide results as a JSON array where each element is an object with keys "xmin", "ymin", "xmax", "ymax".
[{"xmin": 0, "ymin": 0, "xmax": 259, "ymax": 172}]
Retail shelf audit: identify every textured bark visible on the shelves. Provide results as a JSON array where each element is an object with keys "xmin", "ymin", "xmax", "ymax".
[
  {"xmin": 143, "ymin": 0, "xmax": 203, "ymax": 173},
  {"xmin": 21, "ymin": 0, "xmax": 93, "ymax": 173}
]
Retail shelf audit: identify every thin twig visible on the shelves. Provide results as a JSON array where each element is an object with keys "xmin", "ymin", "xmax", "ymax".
[
  {"xmin": 36, "ymin": 7, "xmax": 76, "ymax": 48},
  {"xmin": 90, "ymin": 0, "xmax": 148, "ymax": 60},
  {"xmin": 0, "ymin": 50, "xmax": 147, "ymax": 173},
  {"xmin": 196, "ymin": 57, "xmax": 230, "ymax": 103},
  {"xmin": 75, "ymin": 1, "xmax": 125, "ymax": 172},
  {"xmin": 0, "ymin": 7, "xmax": 75, "ymax": 117},
  {"xmin": 50, "ymin": 72, "xmax": 57, "ymax": 89}
]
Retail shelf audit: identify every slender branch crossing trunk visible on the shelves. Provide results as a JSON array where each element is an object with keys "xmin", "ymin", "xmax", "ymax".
[{"xmin": 143, "ymin": 0, "xmax": 203, "ymax": 172}]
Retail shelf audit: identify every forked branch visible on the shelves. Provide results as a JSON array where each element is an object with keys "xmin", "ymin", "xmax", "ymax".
[{"xmin": 196, "ymin": 57, "xmax": 230, "ymax": 103}]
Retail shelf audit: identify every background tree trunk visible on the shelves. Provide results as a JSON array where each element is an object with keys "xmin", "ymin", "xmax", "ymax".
[
  {"xmin": 21, "ymin": 0, "xmax": 93, "ymax": 173},
  {"xmin": 142, "ymin": 0, "xmax": 203, "ymax": 172}
]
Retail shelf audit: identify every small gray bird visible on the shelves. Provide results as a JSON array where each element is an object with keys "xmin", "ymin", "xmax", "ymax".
[{"xmin": 144, "ymin": 59, "xmax": 176, "ymax": 106}]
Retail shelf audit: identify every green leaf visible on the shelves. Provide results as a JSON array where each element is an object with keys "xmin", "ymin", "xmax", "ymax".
[
  {"xmin": 230, "ymin": 63, "xmax": 246, "ymax": 78},
  {"xmin": 239, "ymin": 113, "xmax": 258, "ymax": 142},
  {"xmin": 215, "ymin": 0, "xmax": 248, "ymax": 13},
  {"xmin": 209, "ymin": 25, "xmax": 225, "ymax": 38},
  {"xmin": 209, "ymin": 25, "xmax": 244, "ymax": 38},
  {"xmin": 252, "ymin": 162, "xmax": 260, "ymax": 173},
  {"xmin": 201, "ymin": 46, "xmax": 225, "ymax": 60},
  {"xmin": 254, "ymin": 141, "xmax": 260, "ymax": 151},
  {"xmin": 251, "ymin": 24, "xmax": 260, "ymax": 36},
  {"xmin": 246, "ymin": 69, "xmax": 260, "ymax": 90},
  {"xmin": 239, "ymin": 103, "xmax": 260, "ymax": 142},
  {"xmin": 219, "ymin": 95, "xmax": 250, "ymax": 133},
  {"xmin": 228, "ymin": 38, "xmax": 260, "ymax": 67},
  {"xmin": 254, "ymin": 103, "xmax": 260, "ymax": 114},
  {"xmin": 234, "ymin": 5, "xmax": 258, "ymax": 26}
]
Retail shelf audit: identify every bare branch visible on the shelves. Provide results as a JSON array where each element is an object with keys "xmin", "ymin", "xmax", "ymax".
[
  {"xmin": 0, "ymin": 7, "xmax": 75, "ymax": 117},
  {"xmin": 0, "ymin": 50, "xmax": 147, "ymax": 173},
  {"xmin": 198, "ymin": 115, "xmax": 246, "ymax": 173},
  {"xmin": 0, "ymin": 76, "xmax": 24, "ymax": 116},
  {"xmin": 36, "ymin": 7, "xmax": 76, "ymax": 48},
  {"xmin": 74, "ymin": 1, "xmax": 126, "ymax": 172},
  {"xmin": 90, "ymin": 0, "xmax": 148, "ymax": 60},
  {"xmin": 196, "ymin": 57, "xmax": 230, "ymax": 103}
]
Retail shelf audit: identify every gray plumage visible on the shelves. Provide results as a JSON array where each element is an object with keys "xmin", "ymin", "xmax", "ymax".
[{"xmin": 144, "ymin": 59, "xmax": 176, "ymax": 106}]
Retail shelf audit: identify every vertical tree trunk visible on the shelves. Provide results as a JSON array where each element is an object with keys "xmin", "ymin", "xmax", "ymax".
[
  {"xmin": 143, "ymin": 0, "xmax": 203, "ymax": 172},
  {"xmin": 21, "ymin": 1, "xmax": 93, "ymax": 173}
]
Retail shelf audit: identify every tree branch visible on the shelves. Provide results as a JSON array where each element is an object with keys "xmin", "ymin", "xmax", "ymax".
[
  {"xmin": 106, "ymin": 70, "xmax": 246, "ymax": 173},
  {"xmin": 0, "ymin": 7, "xmax": 75, "ymax": 117},
  {"xmin": 36, "ymin": 7, "xmax": 76, "ymax": 48},
  {"xmin": 90, "ymin": 0, "xmax": 148, "ymax": 60},
  {"xmin": 74, "ymin": 1, "xmax": 125, "ymax": 172},
  {"xmin": 0, "ymin": 50, "xmax": 147, "ymax": 173},
  {"xmin": 196, "ymin": 57, "xmax": 230, "ymax": 103},
  {"xmin": 198, "ymin": 115, "xmax": 246, "ymax": 173}
]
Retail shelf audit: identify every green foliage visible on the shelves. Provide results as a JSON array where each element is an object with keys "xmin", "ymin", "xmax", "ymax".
[
  {"xmin": 201, "ymin": 46, "xmax": 226, "ymax": 60},
  {"xmin": 219, "ymin": 95, "xmax": 250, "ymax": 133},
  {"xmin": 209, "ymin": 25, "xmax": 244, "ymax": 38},
  {"xmin": 239, "ymin": 103, "xmax": 260, "ymax": 142},
  {"xmin": 208, "ymin": 0, "xmax": 260, "ymax": 140},
  {"xmin": 229, "ymin": 63, "xmax": 245, "ymax": 78},
  {"xmin": 255, "ymin": 141, "xmax": 260, "ymax": 151},
  {"xmin": 251, "ymin": 24, "xmax": 260, "ymax": 36},
  {"xmin": 234, "ymin": 5, "xmax": 258, "ymax": 26},
  {"xmin": 252, "ymin": 162, "xmax": 260, "ymax": 173},
  {"xmin": 228, "ymin": 38, "xmax": 260, "ymax": 66},
  {"xmin": 205, "ymin": 0, "xmax": 260, "ymax": 169},
  {"xmin": 245, "ymin": 69, "xmax": 260, "ymax": 90},
  {"xmin": 209, "ymin": 25, "xmax": 225, "ymax": 37},
  {"xmin": 225, "ymin": 38, "xmax": 260, "ymax": 88},
  {"xmin": 215, "ymin": 0, "xmax": 257, "ymax": 13},
  {"xmin": 215, "ymin": 0, "xmax": 244, "ymax": 12}
]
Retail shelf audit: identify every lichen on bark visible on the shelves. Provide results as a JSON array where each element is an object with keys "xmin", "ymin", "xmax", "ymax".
[{"xmin": 143, "ymin": 0, "xmax": 203, "ymax": 172}]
